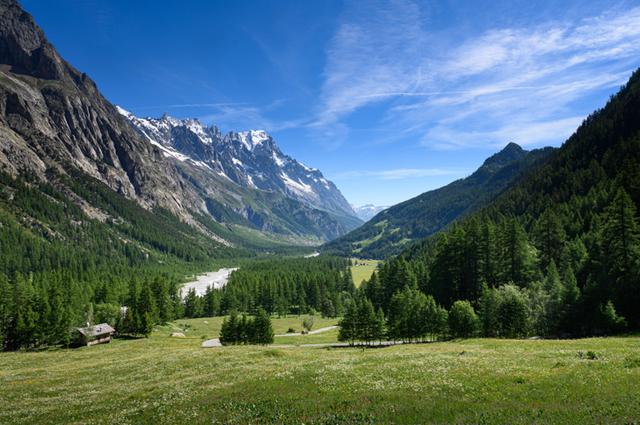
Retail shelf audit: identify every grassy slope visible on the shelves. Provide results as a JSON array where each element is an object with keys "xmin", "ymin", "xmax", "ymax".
[
  {"xmin": 350, "ymin": 259, "xmax": 380, "ymax": 287},
  {"xmin": 1, "ymin": 335, "xmax": 639, "ymax": 424}
]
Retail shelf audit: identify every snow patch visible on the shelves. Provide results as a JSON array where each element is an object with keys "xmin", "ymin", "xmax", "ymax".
[
  {"xmin": 185, "ymin": 119, "xmax": 213, "ymax": 145},
  {"xmin": 273, "ymin": 152, "xmax": 285, "ymax": 167},
  {"xmin": 281, "ymin": 172, "xmax": 313, "ymax": 194},
  {"xmin": 238, "ymin": 130, "xmax": 269, "ymax": 151}
]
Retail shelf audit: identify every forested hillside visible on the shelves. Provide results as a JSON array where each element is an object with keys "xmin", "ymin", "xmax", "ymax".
[
  {"xmin": 0, "ymin": 167, "xmax": 247, "ymax": 350},
  {"xmin": 363, "ymin": 68, "xmax": 640, "ymax": 337},
  {"xmin": 323, "ymin": 143, "xmax": 553, "ymax": 259}
]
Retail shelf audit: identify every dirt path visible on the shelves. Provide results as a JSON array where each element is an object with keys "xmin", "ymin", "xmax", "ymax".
[{"xmin": 275, "ymin": 325, "xmax": 338, "ymax": 337}]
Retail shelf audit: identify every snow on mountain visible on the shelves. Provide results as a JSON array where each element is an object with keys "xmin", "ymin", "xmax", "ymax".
[
  {"xmin": 353, "ymin": 204, "xmax": 389, "ymax": 222},
  {"xmin": 117, "ymin": 108, "xmax": 358, "ymax": 220}
]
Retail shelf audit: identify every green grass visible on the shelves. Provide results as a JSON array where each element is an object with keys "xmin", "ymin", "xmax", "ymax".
[
  {"xmin": 351, "ymin": 258, "xmax": 380, "ymax": 287},
  {"xmin": 156, "ymin": 315, "xmax": 339, "ymax": 341},
  {"xmin": 2, "ymin": 336, "xmax": 640, "ymax": 424},
  {"xmin": 272, "ymin": 328, "xmax": 340, "ymax": 345}
]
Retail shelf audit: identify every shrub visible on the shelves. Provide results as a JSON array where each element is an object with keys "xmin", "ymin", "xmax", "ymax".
[{"xmin": 448, "ymin": 300, "xmax": 479, "ymax": 338}]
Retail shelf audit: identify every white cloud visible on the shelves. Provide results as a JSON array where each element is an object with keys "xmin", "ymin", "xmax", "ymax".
[
  {"xmin": 315, "ymin": 0, "xmax": 428, "ymax": 127},
  {"xmin": 316, "ymin": 2, "xmax": 640, "ymax": 149},
  {"xmin": 335, "ymin": 168, "xmax": 464, "ymax": 180}
]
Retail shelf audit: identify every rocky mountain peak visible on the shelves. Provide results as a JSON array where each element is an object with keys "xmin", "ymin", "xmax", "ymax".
[{"xmin": 119, "ymin": 110, "xmax": 358, "ymax": 220}]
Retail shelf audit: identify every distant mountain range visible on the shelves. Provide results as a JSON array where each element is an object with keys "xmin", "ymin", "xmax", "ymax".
[
  {"xmin": 0, "ymin": 0, "xmax": 360, "ymax": 255},
  {"xmin": 323, "ymin": 143, "xmax": 554, "ymax": 258},
  {"xmin": 353, "ymin": 204, "xmax": 388, "ymax": 222}
]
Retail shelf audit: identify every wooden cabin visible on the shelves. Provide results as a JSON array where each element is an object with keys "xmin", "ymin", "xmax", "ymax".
[{"xmin": 75, "ymin": 323, "xmax": 115, "ymax": 347}]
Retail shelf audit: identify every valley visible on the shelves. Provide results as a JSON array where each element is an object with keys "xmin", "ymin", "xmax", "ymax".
[{"xmin": 1, "ymin": 0, "xmax": 640, "ymax": 423}]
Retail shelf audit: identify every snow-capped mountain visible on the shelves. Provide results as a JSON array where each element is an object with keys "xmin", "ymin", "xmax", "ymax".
[
  {"xmin": 353, "ymin": 204, "xmax": 389, "ymax": 222},
  {"xmin": 117, "ymin": 108, "xmax": 359, "ymax": 224}
]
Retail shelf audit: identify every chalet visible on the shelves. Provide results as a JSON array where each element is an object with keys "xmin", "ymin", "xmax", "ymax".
[{"xmin": 75, "ymin": 323, "xmax": 115, "ymax": 347}]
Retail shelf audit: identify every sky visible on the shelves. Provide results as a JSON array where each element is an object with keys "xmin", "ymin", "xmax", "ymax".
[{"xmin": 23, "ymin": 0, "xmax": 640, "ymax": 207}]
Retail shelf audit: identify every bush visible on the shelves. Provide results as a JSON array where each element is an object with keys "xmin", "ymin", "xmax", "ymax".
[
  {"xmin": 302, "ymin": 316, "xmax": 315, "ymax": 332},
  {"xmin": 448, "ymin": 301, "xmax": 479, "ymax": 338}
]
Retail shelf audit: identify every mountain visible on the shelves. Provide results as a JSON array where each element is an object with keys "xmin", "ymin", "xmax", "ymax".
[
  {"xmin": 0, "ymin": 0, "xmax": 358, "ymax": 252},
  {"xmin": 379, "ymin": 68, "xmax": 640, "ymax": 334},
  {"xmin": 353, "ymin": 204, "xmax": 388, "ymax": 222},
  {"xmin": 117, "ymin": 109, "xmax": 361, "ymax": 233},
  {"xmin": 323, "ymin": 143, "xmax": 554, "ymax": 259}
]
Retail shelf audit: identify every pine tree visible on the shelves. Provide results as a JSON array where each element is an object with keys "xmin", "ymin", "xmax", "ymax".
[
  {"xmin": 252, "ymin": 307, "xmax": 274, "ymax": 345},
  {"xmin": 478, "ymin": 283, "xmax": 499, "ymax": 337},
  {"xmin": 138, "ymin": 280, "xmax": 158, "ymax": 326},
  {"xmin": 184, "ymin": 288, "xmax": 200, "ymax": 318},
  {"xmin": 533, "ymin": 208, "xmax": 567, "ymax": 271},
  {"xmin": 338, "ymin": 300, "xmax": 358, "ymax": 345},
  {"xmin": 0, "ymin": 274, "xmax": 10, "ymax": 349},
  {"xmin": 153, "ymin": 278, "xmax": 173, "ymax": 324},
  {"xmin": 498, "ymin": 219, "xmax": 536, "ymax": 287},
  {"xmin": 220, "ymin": 310, "xmax": 239, "ymax": 345},
  {"xmin": 374, "ymin": 308, "xmax": 386, "ymax": 342},
  {"xmin": 600, "ymin": 188, "xmax": 640, "ymax": 326},
  {"xmin": 357, "ymin": 298, "xmax": 377, "ymax": 345}
]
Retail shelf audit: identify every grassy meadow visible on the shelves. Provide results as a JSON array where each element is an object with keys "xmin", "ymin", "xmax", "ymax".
[
  {"xmin": 350, "ymin": 258, "xmax": 380, "ymax": 287},
  {"xmin": 1, "ymin": 329, "xmax": 639, "ymax": 424},
  {"xmin": 158, "ymin": 315, "xmax": 339, "ymax": 344}
]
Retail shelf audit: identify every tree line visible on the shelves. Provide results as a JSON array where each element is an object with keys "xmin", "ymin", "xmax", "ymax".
[
  {"xmin": 0, "ymin": 254, "xmax": 353, "ymax": 350},
  {"xmin": 179, "ymin": 257, "xmax": 356, "ymax": 319},
  {"xmin": 219, "ymin": 308, "xmax": 274, "ymax": 345},
  {"xmin": 357, "ymin": 186, "xmax": 638, "ymax": 339}
]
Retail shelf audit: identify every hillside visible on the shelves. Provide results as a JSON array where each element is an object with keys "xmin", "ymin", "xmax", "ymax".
[
  {"xmin": 323, "ymin": 143, "xmax": 553, "ymax": 259},
  {"xmin": 0, "ymin": 0, "xmax": 359, "ymax": 252},
  {"xmin": 372, "ymin": 68, "xmax": 640, "ymax": 335}
]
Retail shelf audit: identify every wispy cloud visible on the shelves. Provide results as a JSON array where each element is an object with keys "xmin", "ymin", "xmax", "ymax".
[
  {"xmin": 334, "ymin": 168, "xmax": 465, "ymax": 180},
  {"xmin": 316, "ymin": 2, "xmax": 640, "ymax": 149},
  {"xmin": 315, "ymin": 0, "xmax": 427, "ymax": 128},
  {"xmin": 130, "ymin": 102, "xmax": 249, "ymax": 112}
]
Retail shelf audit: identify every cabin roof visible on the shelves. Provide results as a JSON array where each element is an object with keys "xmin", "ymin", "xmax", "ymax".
[{"xmin": 76, "ymin": 323, "xmax": 115, "ymax": 337}]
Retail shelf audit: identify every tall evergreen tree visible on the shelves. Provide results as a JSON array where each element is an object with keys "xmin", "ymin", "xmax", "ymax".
[
  {"xmin": 600, "ymin": 188, "xmax": 640, "ymax": 326},
  {"xmin": 533, "ymin": 208, "xmax": 567, "ymax": 271}
]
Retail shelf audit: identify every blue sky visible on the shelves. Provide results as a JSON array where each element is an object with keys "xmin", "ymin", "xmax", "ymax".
[{"xmin": 23, "ymin": 0, "xmax": 640, "ymax": 206}]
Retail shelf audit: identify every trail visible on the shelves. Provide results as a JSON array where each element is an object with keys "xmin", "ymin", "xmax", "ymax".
[{"xmin": 274, "ymin": 325, "xmax": 338, "ymax": 337}]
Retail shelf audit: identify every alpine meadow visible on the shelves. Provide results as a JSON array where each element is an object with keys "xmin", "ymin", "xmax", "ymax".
[{"xmin": 1, "ymin": 0, "xmax": 640, "ymax": 424}]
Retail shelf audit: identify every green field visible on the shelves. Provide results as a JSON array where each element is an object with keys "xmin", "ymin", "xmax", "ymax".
[
  {"xmin": 2, "ymin": 333, "xmax": 639, "ymax": 424},
  {"xmin": 350, "ymin": 258, "xmax": 380, "ymax": 287},
  {"xmin": 158, "ymin": 315, "xmax": 339, "ymax": 342}
]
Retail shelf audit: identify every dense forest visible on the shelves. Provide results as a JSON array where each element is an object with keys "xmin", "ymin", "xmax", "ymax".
[
  {"xmin": 181, "ymin": 256, "xmax": 355, "ymax": 319},
  {"xmin": 358, "ymin": 68, "xmax": 640, "ymax": 338},
  {"xmin": 0, "ymin": 167, "xmax": 245, "ymax": 350},
  {"xmin": 0, "ymin": 241, "xmax": 352, "ymax": 349}
]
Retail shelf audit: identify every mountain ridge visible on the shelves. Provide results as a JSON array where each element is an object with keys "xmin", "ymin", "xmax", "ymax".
[
  {"xmin": 322, "ymin": 142, "xmax": 555, "ymax": 258},
  {"xmin": 0, "ymin": 0, "xmax": 359, "ymax": 249},
  {"xmin": 117, "ymin": 107, "xmax": 358, "ymax": 224}
]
